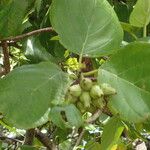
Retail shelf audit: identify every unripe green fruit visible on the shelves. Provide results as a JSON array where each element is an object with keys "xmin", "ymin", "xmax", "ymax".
[
  {"xmin": 69, "ymin": 84, "xmax": 82, "ymax": 97},
  {"xmin": 76, "ymin": 102, "xmax": 86, "ymax": 113},
  {"xmin": 65, "ymin": 93, "xmax": 78, "ymax": 104},
  {"xmin": 80, "ymin": 78, "xmax": 93, "ymax": 91},
  {"xmin": 90, "ymin": 85, "xmax": 103, "ymax": 99},
  {"xmin": 80, "ymin": 91, "xmax": 91, "ymax": 108},
  {"xmin": 92, "ymin": 97, "xmax": 104, "ymax": 109},
  {"xmin": 101, "ymin": 83, "xmax": 117, "ymax": 95},
  {"xmin": 88, "ymin": 105, "xmax": 96, "ymax": 113}
]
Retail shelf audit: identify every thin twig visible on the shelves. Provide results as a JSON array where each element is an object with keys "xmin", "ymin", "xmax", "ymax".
[
  {"xmin": 35, "ymin": 129, "xmax": 58, "ymax": 150},
  {"xmin": 1, "ymin": 41, "xmax": 10, "ymax": 74},
  {"xmin": 82, "ymin": 69, "xmax": 98, "ymax": 77},
  {"xmin": 0, "ymin": 69, "xmax": 5, "ymax": 77},
  {"xmin": 1, "ymin": 27, "xmax": 53, "ymax": 42},
  {"xmin": 86, "ymin": 109, "xmax": 102, "ymax": 124},
  {"xmin": 0, "ymin": 135, "xmax": 23, "ymax": 144},
  {"xmin": 73, "ymin": 129, "xmax": 85, "ymax": 149},
  {"xmin": 24, "ymin": 128, "xmax": 35, "ymax": 145},
  {"xmin": 73, "ymin": 110, "xmax": 102, "ymax": 149},
  {"xmin": 0, "ymin": 41, "xmax": 22, "ymax": 49}
]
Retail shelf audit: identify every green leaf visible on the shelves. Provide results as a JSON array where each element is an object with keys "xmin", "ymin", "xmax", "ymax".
[
  {"xmin": 137, "ymin": 36, "xmax": 150, "ymax": 43},
  {"xmin": 0, "ymin": 0, "xmax": 35, "ymax": 39},
  {"xmin": 49, "ymin": 107, "xmax": 67, "ymax": 129},
  {"xmin": 0, "ymin": 62, "xmax": 70, "ymax": 129},
  {"xmin": 24, "ymin": 37, "xmax": 55, "ymax": 63},
  {"xmin": 59, "ymin": 140, "xmax": 72, "ymax": 150},
  {"xmin": 129, "ymin": 0, "xmax": 150, "ymax": 27},
  {"xmin": 98, "ymin": 42, "xmax": 150, "ymax": 123},
  {"xmin": 86, "ymin": 142, "xmax": 101, "ymax": 150},
  {"xmin": 20, "ymin": 145, "xmax": 38, "ymax": 150},
  {"xmin": 121, "ymin": 22, "xmax": 139, "ymax": 39},
  {"xmin": 65, "ymin": 104, "xmax": 83, "ymax": 127},
  {"xmin": 101, "ymin": 116, "xmax": 124, "ymax": 150},
  {"xmin": 50, "ymin": 104, "xmax": 83, "ymax": 129},
  {"xmin": 114, "ymin": 2, "xmax": 130, "ymax": 22},
  {"xmin": 50, "ymin": 0, "xmax": 123, "ymax": 57},
  {"xmin": 34, "ymin": 0, "xmax": 42, "ymax": 14}
]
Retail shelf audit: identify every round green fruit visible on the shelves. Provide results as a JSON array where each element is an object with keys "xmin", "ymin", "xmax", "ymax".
[
  {"xmin": 90, "ymin": 85, "xmax": 103, "ymax": 99},
  {"xmin": 88, "ymin": 105, "xmax": 96, "ymax": 113},
  {"xmin": 80, "ymin": 91, "xmax": 91, "ymax": 108},
  {"xmin": 65, "ymin": 93, "xmax": 78, "ymax": 104},
  {"xmin": 69, "ymin": 84, "xmax": 82, "ymax": 97},
  {"xmin": 76, "ymin": 102, "xmax": 86, "ymax": 113},
  {"xmin": 80, "ymin": 78, "xmax": 93, "ymax": 91},
  {"xmin": 92, "ymin": 97, "xmax": 104, "ymax": 109},
  {"xmin": 101, "ymin": 83, "xmax": 117, "ymax": 95}
]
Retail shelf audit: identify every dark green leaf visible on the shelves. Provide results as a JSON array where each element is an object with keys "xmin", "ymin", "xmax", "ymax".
[
  {"xmin": 0, "ymin": 0, "xmax": 35, "ymax": 39},
  {"xmin": 64, "ymin": 104, "xmax": 83, "ymax": 128},
  {"xmin": 0, "ymin": 62, "xmax": 70, "ymax": 129},
  {"xmin": 50, "ymin": 104, "xmax": 83, "ymax": 129},
  {"xmin": 129, "ymin": 0, "xmax": 150, "ymax": 27},
  {"xmin": 24, "ymin": 37, "xmax": 55, "ymax": 63},
  {"xmin": 49, "ymin": 107, "xmax": 67, "ymax": 129},
  {"xmin": 101, "ymin": 116, "xmax": 124, "ymax": 150},
  {"xmin": 98, "ymin": 42, "xmax": 150, "ymax": 123},
  {"xmin": 50, "ymin": 0, "xmax": 123, "ymax": 57}
]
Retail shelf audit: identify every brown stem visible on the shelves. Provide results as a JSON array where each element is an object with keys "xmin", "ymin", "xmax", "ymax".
[
  {"xmin": 1, "ymin": 27, "xmax": 53, "ymax": 42},
  {"xmin": 0, "ymin": 69, "xmax": 5, "ymax": 77},
  {"xmin": 0, "ymin": 135, "xmax": 23, "ymax": 144},
  {"xmin": 73, "ymin": 110, "xmax": 102, "ymax": 149},
  {"xmin": 1, "ymin": 41, "xmax": 10, "ymax": 74},
  {"xmin": 86, "ymin": 109, "xmax": 102, "ymax": 124},
  {"xmin": 35, "ymin": 129, "xmax": 58, "ymax": 150},
  {"xmin": 0, "ymin": 41, "xmax": 22, "ymax": 49},
  {"xmin": 24, "ymin": 129, "xmax": 35, "ymax": 145},
  {"xmin": 73, "ymin": 129, "xmax": 85, "ymax": 149}
]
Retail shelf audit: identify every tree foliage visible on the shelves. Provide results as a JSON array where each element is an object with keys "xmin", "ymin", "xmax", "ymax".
[{"xmin": 0, "ymin": 0, "xmax": 150, "ymax": 149}]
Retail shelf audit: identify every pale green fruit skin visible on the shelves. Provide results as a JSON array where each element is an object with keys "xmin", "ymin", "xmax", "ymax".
[
  {"xmin": 92, "ymin": 97, "xmax": 104, "ymax": 109},
  {"xmin": 77, "ymin": 101, "xmax": 86, "ymax": 113},
  {"xmin": 90, "ymin": 85, "xmax": 103, "ymax": 99},
  {"xmin": 69, "ymin": 84, "xmax": 82, "ymax": 97},
  {"xmin": 80, "ymin": 91, "xmax": 91, "ymax": 108},
  {"xmin": 88, "ymin": 105, "xmax": 96, "ymax": 113},
  {"xmin": 65, "ymin": 93, "xmax": 78, "ymax": 104},
  {"xmin": 101, "ymin": 83, "xmax": 116, "ymax": 95},
  {"xmin": 80, "ymin": 78, "xmax": 93, "ymax": 91}
]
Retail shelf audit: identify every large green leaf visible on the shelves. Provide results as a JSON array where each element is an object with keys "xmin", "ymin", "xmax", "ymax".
[
  {"xmin": 50, "ymin": 0, "xmax": 123, "ymax": 57},
  {"xmin": 85, "ymin": 142, "xmax": 101, "ymax": 150},
  {"xmin": 0, "ymin": 62, "xmax": 70, "ymax": 129},
  {"xmin": 49, "ymin": 104, "xmax": 83, "ymax": 129},
  {"xmin": 0, "ymin": 0, "xmax": 34, "ymax": 39},
  {"xmin": 129, "ymin": 0, "xmax": 150, "ymax": 27},
  {"xmin": 101, "ymin": 116, "xmax": 124, "ymax": 150},
  {"xmin": 24, "ymin": 37, "xmax": 55, "ymax": 63},
  {"xmin": 98, "ymin": 42, "xmax": 150, "ymax": 123}
]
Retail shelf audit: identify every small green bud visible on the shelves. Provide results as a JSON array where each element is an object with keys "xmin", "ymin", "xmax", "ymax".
[
  {"xmin": 90, "ymin": 85, "xmax": 103, "ymax": 99},
  {"xmin": 80, "ymin": 91, "xmax": 91, "ymax": 108},
  {"xmin": 69, "ymin": 84, "xmax": 82, "ymax": 97},
  {"xmin": 80, "ymin": 78, "xmax": 93, "ymax": 91},
  {"xmin": 101, "ymin": 83, "xmax": 117, "ymax": 95}
]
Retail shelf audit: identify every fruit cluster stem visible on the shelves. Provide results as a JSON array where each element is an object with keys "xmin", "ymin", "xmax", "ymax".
[{"xmin": 82, "ymin": 69, "xmax": 98, "ymax": 77}]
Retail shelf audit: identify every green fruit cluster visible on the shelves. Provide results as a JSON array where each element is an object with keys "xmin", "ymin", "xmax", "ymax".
[{"xmin": 65, "ymin": 78, "xmax": 116, "ymax": 114}]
